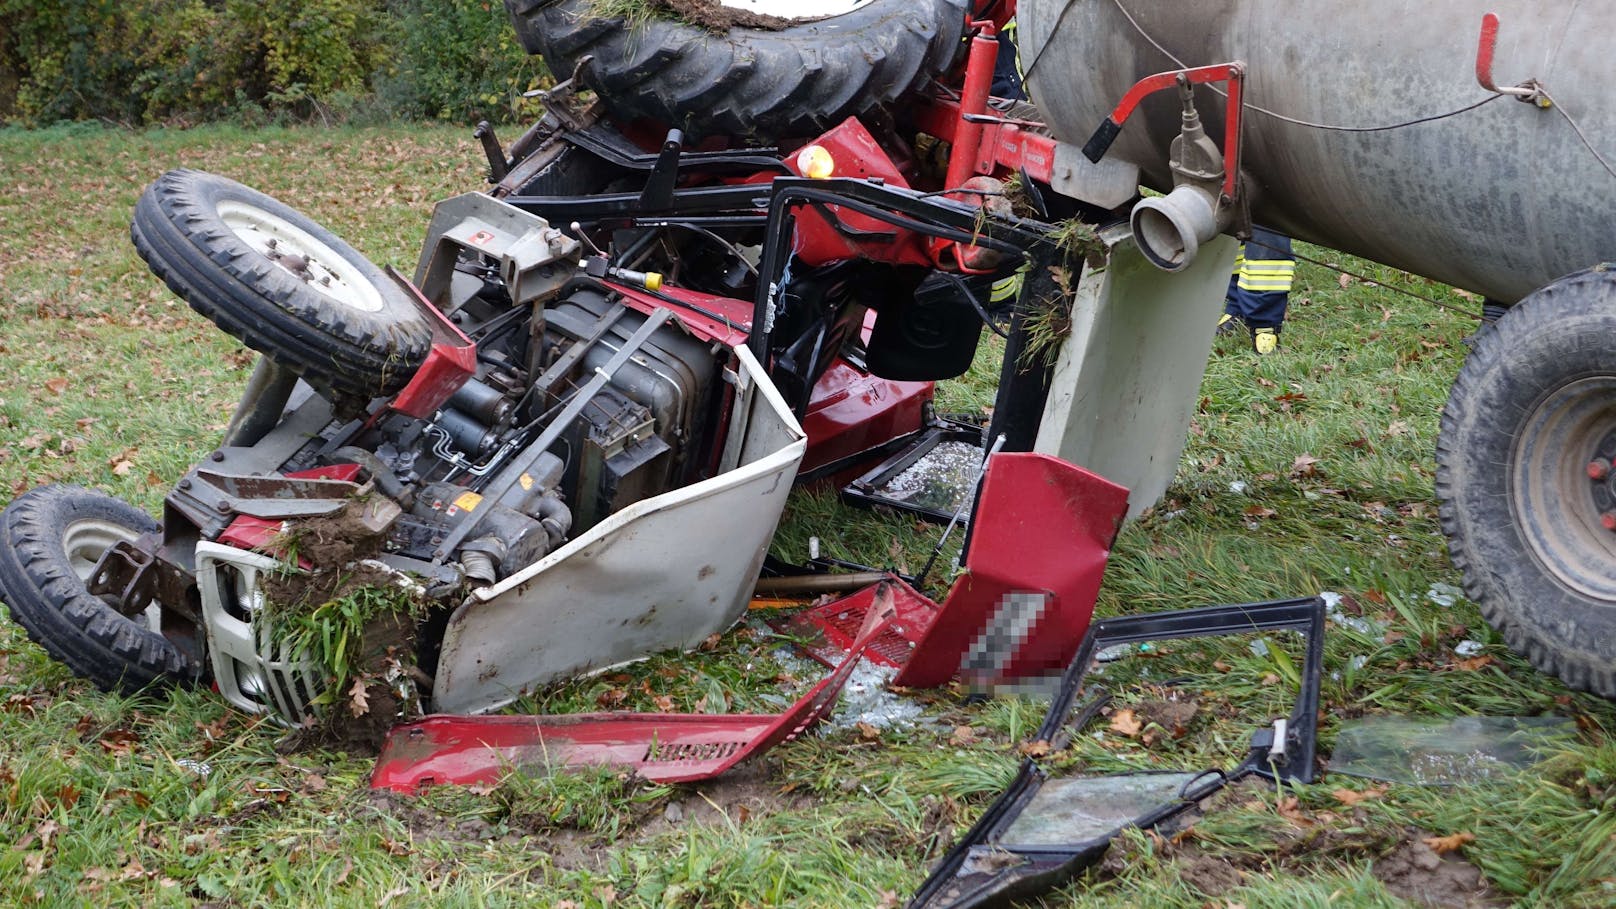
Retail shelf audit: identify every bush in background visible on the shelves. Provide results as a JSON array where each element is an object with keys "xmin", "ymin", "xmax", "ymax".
[
  {"xmin": 0, "ymin": 0, "xmax": 547, "ymax": 126},
  {"xmin": 375, "ymin": 0, "xmax": 547, "ymax": 124}
]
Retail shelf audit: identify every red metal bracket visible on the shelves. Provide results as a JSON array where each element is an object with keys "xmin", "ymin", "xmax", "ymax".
[
  {"xmin": 385, "ymin": 267, "xmax": 478, "ymax": 420},
  {"xmin": 1081, "ymin": 62, "xmax": 1246, "ymax": 201},
  {"xmin": 1475, "ymin": 12, "xmax": 1545, "ymax": 104}
]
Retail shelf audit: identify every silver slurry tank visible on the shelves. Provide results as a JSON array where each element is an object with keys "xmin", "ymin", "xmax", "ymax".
[{"xmin": 1019, "ymin": 0, "xmax": 1615, "ymax": 302}]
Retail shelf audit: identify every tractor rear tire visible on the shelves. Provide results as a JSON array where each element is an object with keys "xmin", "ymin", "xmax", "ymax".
[
  {"xmin": 506, "ymin": 0, "xmax": 971, "ymax": 139},
  {"xmin": 0, "ymin": 485, "xmax": 202, "ymax": 694},
  {"xmin": 1436, "ymin": 266, "xmax": 1616, "ymax": 697},
  {"xmin": 132, "ymin": 169, "xmax": 432, "ymax": 402}
]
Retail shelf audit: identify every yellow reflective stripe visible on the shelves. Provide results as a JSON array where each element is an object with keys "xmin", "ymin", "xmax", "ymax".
[
  {"xmin": 1004, "ymin": 18, "xmax": 1025, "ymax": 81},
  {"xmin": 989, "ymin": 272, "xmax": 1024, "ymax": 302},
  {"xmin": 1237, "ymin": 259, "xmax": 1295, "ymax": 292}
]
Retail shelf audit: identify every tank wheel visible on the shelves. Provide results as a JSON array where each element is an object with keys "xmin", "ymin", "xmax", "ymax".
[
  {"xmin": 0, "ymin": 486, "xmax": 203, "ymax": 694},
  {"xmin": 132, "ymin": 169, "xmax": 433, "ymax": 402},
  {"xmin": 1437, "ymin": 266, "xmax": 1616, "ymax": 697},
  {"xmin": 506, "ymin": 0, "xmax": 971, "ymax": 139}
]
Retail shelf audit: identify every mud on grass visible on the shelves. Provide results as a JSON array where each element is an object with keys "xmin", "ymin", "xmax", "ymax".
[
  {"xmin": 1092, "ymin": 779, "xmax": 1506, "ymax": 908},
  {"xmin": 588, "ymin": 0, "xmax": 792, "ymax": 31}
]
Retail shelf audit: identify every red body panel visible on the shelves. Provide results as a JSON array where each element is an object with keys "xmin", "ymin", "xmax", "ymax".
[
  {"xmin": 894, "ymin": 452, "xmax": 1130, "ymax": 687},
  {"xmin": 772, "ymin": 454, "xmax": 1130, "ymax": 688},
  {"xmin": 787, "ymin": 119, "xmax": 935, "ymax": 269},
  {"xmin": 799, "ymin": 359, "xmax": 933, "ymax": 478},
  {"xmin": 371, "ymin": 590, "xmax": 898, "ymax": 791}
]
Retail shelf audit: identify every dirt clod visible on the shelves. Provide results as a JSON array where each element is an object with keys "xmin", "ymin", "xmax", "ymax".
[
  {"xmin": 1374, "ymin": 836, "xmax": 1506, "ymax": 908},
  {"xmin": 1171, "ymin": 851, "xmax": 1244, "ymax": 896},
  {"xmin": 1135, "ymin": 697, "xmax": 1200, "ymax": 738}
]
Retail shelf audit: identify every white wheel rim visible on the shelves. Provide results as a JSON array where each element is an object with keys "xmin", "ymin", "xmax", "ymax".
[
  {"xmin": 1511, "ymin": 376, "xmax": 1616, "ymax": 602},
  {"xmin": 716, "ymin": 0, "xmax": 873, "ymax": 21},
  {"xmin": 62, "ymin": 517, "xmax": 163, "ymax": 634},
  {"xmin": 218, "ymin": 200, "xmax": 386, "ymax": 314}
]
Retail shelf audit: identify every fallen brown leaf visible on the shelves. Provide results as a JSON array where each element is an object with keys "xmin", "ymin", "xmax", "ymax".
[
  {"xmin": 948, "ymin": 725, "xmax": 977, "ymax": 747},
  {"xmin": 1289, "ymin": 453, "xmax": 1321, "ymax": 478},
  {"xmin": 1331, "ymin": 785, "xmax": 1387, "ymax": 806},
  {"xmin": 1276, "ymin": 796, "xmax": 1312, "ymax": 825},
  {"xmin": 348, "ymin": 678, "xmax": 370, "ymax": 717},
  {"xmin": 1108, "ymin": 708, "xmax": 1142, "ymax": 737},
  {"xmin": 1018, "ymin": 739, "xmax": 1051, "ymax": 758},
  {"xmin": 1423, "ymin": 831, "xmax": 1475, "ymax": 854}
]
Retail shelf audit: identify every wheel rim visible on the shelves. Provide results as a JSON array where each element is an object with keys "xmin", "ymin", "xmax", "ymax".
[
  {"xmin": 61, "ymin": 517, "xmax": 162, "ymax": 634},
  {"xmin": 716, "ymin": 0, "xmax": 873, "ymax": 21},
  {"xmin": 1512, "ymin": 376, "xmax": 1616, "ymax": 602},
  {"xmin": 218, "ymin": 200, "xmax": 386, "ymax": 314}
]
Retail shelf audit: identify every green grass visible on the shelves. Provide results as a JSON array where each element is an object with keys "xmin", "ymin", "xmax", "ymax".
[{"xmin": 1, "ymin": 123, "xmax": 1613, "ymax": 907}]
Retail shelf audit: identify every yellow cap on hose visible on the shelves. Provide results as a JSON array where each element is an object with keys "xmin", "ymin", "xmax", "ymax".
[{"xmin": 644, "ymin": 272, "xmax": 663, "ymax": 291}]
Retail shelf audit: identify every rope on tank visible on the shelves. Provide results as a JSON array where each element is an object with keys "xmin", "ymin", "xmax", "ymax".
[
  {"xmin": 1243, "ymin": 236, "xmax": 1482, "ymax": 322},
  {"xmin": 1102, "ymin": 0, "xmax": 1616, "ymax": 181},
  {"xmin": 1024, "ymin": 0, "xmax": 1509, "ymax": 134}
]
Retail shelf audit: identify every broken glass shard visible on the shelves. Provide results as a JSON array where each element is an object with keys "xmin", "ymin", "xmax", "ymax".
[
  {"xmin": 1329, "ymin": 716, "xmax": 1576, "ymax": 785},
  {"xmin": 999, "ymin": 772, "xmax": 1202, "ymax": 847}
]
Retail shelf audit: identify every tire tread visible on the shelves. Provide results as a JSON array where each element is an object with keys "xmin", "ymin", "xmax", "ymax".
[{"xmin": 506, "ymin": 0, "xmax": 971, "ymax": 138}]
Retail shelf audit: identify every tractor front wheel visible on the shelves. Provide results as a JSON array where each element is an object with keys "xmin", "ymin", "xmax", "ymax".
[{"xmin": 0, "ymin": 486, "xmax": 202, "ymax": 694}]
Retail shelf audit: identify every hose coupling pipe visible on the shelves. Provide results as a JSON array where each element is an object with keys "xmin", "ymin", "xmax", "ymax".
[
  {"xmin": 459, "ymin": 537, "xmax": 508, "ymax": 587},
  {"xmin": 1131, "ymin": 83, "xmax": 1231, "ymax": 272}
]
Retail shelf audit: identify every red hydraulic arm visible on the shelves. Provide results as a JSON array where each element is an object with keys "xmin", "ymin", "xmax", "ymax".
[{"xmin": 1081, "ymin": 62, "xmax": 1246, "ymax": 202}]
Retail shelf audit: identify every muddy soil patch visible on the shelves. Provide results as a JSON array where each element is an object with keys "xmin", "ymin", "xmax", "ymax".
[
  {"xmin": 646, "ymin": 0, "xmax": 791, "ymax": 31},
  {"xmin": 370, "ymin": 758, "xmax": 815, "ymax": 870},
  {"xmin": 1096, "ymin": 778, "xmax": 1506, "ymax": 906},
  {"xmin": 1374, "ymin": 837, "xmax": 1508, "ymax": 908}
]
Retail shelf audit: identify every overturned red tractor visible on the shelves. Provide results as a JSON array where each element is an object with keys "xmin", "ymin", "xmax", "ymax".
[{"xmin": 0, "ymin": 0, "xmax": 1612, "ymax": 732}]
